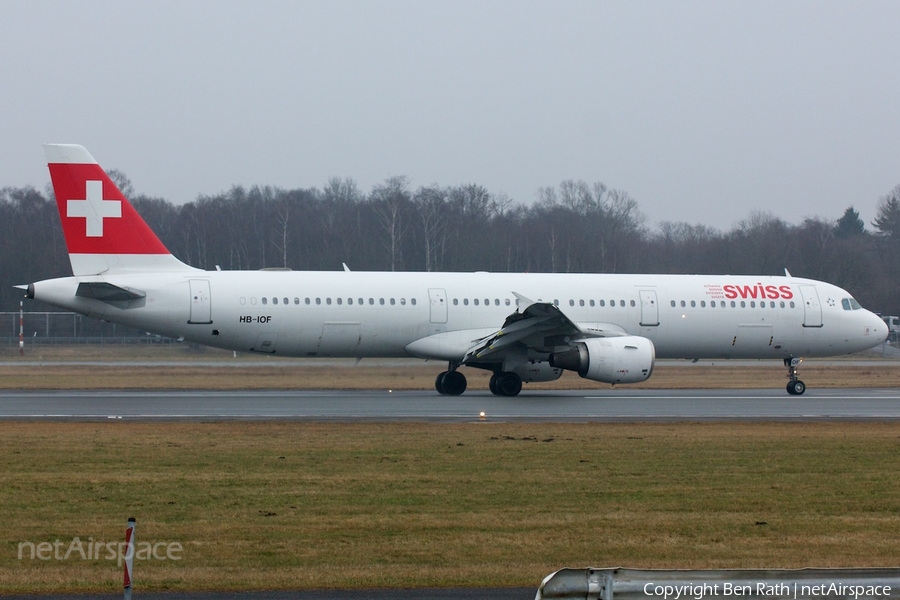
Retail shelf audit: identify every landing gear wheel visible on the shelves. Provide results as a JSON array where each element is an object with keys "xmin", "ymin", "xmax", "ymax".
[
  {"xmin": 495, "ymin": 372, "xmax": 522, "ymax": 397},
  {"xmin": 441, "ymin": 370, "xmax": 467, "ymax": 396},
  {"xmin": 435, "ymin": 372, "xmax": 448, "ymax": 394},
  {"xmin": 787, "ymin": 380, "xmax": 806, "ymax": 396},
  {"xmin": 784, "ymin": 357, "xmax": 806, "ymax": 396},
  {"xmin": 489, "ymin": 373, "xmax": 499, "ymax": 395}
]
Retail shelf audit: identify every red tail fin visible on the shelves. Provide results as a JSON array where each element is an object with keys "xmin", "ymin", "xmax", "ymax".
[{"xmin": 44, "ymin": 144, "xmax": 194, "ymax": 275}]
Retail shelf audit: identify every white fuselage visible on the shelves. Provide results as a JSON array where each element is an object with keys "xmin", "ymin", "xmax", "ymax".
[{"xmin": 30, "ymin": 270, "xmax": 887, "ymax": 360}]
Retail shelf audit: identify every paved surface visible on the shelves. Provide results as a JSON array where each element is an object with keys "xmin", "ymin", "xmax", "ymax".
[{"xmin": 2, "ymin": 388, "xmax": 900, "ymax": 420}]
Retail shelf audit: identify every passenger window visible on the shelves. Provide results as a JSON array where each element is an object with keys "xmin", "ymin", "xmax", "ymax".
[
  {"xmin": 750, "ymin": 301, "xmax": 756, "ymax": 308},
  {"xmin": 600, "ymin": 300, "xmax": 606, "ymax": 307},
  {"xmin": 305, "ymin": 298, "xmax": 311, "ymax": 305},
  {"xmin": 464, "ymin": 299, "xmax": 469, "ymax": 306},
  {"xmin": 369, "ymin": 298, "xmax": 374, "ymax": 305},
  {"xmin": 316, "ymin": 298, "xmax": 321, "ymax": 305},
  {"xmin": 453, "ymin": 299, "xmax": 459, "ymax": 306},
  {"xmin": 730, "ymin": 301, "xmax": 736, "ymax": 308},
  {"xmin": 400, "ymin": 298, "xmax": 406, "ymax": 305},
  {"xmin": 790, "ymin": 301, "xmax": 795, "ymax": 308},
  {"xmin": 569, "ymin": 299, "xmax": 575, "ymax": 307},
  {"xmin": 379, "ymin": 298, "xmax": 385, "ymax": 305},
  {"xmin": 348, "ymin": 298, "xmax": 354, "ymax": 305},
  {"xmin": 671, "ymin": 301, "xmax": 676, "ymax": 307},
  {"xmin": 740, "ymin": 301, "xmax": 746, "ymax": 308},
  {"xmin": 780, "ymin": 301, "xmax": 785, "ymax": 308},
  {"xmin": 390, "ymin": 298, "xmax": 396, "ymax": 305},
  {"xmin": 251, "ymin": 297, "xmax": 257, "ymax": 305},
  {"xmin": 411, "ymin": 298, "xmax": 417, "ymax": 306},
  {"xmin": 554, "ymin": 300, "xmax": 559, "ymax": 306},
  {"xmin": 326, "ymin": 298, "xmax": 332, "ymax": 305},
  {"xmin": 262, "ymin": 297, "xmax": 268, "ymax": 305},
  {"xmin": 589, "ymin": 300, "xmax": 595, "ymax": 307},
  {"xmin": 505, "ymin": 299, "xmax": 511, "ymax": 306},
  {"xmin": 690, "ymin": 301, "xmax": 696, "ymax": 308},
  {"xmin": 283, "ymin": 297, "xmax": 289, "ymax": 305},
  {"xmin": 484, "ymin": 299, "xmax": 489, "ymax": 306},
  {"xmin": 680, "ymin": 300, "xmax": 686, "ymax": 307},
  {"xmin": 337, "ymin": 298, "xmax": 342, "ymax": 305},
  {"xmin": 294, "ymin": 298, "xmax": 300, "ymax": 305},
  {"xmin": 700, "ymin": 301, "xmax": 706, "ymax": 307},
  {"xmin": 494, "ymin": 299, "xmax": 500, "ymax": 306},
  {"xmin": 630, "ymin": 300, "xmax": 636, "ymax": 307},
  {"xmin": 474, "ymin": 299, "xmax": 479, "ymax": 306}
]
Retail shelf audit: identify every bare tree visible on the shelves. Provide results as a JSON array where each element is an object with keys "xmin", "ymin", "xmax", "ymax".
[{"xmin": 370, "ymin": 176, "xmax": 411, "ymax": 271}]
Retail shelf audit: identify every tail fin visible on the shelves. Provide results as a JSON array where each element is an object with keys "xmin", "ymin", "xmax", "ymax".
[{"xmin": 44, "ymin": 144, "xmax": 195, "ymax": 276}]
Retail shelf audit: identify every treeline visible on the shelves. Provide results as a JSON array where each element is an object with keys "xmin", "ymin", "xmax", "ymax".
[{"xmin": 3, "ymin": 175, "xmax": 900, "ymax": 315}]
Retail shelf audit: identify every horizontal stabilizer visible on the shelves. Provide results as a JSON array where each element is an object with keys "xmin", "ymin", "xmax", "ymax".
[{"xmin": 76, "ymin": 282, "xmax": 146, "ymax": 302}]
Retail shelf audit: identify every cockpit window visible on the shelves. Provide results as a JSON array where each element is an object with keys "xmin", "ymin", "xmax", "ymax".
[{"xmin": 841, "ymin": 298, "xmax": 862, "ymax": 310}]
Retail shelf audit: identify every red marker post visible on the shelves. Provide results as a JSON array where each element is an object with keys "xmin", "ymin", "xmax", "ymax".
[{"xmin": 123, "ymin": 518, "xmax": 135, "ymax": 600}]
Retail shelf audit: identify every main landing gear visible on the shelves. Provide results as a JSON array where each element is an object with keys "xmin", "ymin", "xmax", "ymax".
[
  {"xmin": 434, "ymin": 365, "xmax": 525, "ymax": 397},
  {"xmin": 435, "ymin": 367, "xmax": 467, "ymax": 396},
  {"xmin": 785, "ymin": 357, "xmax": 806, "ymax": 395},
  {"xmin": 489, "ymin": 371, "xmax": 522, "ymax": 397}
]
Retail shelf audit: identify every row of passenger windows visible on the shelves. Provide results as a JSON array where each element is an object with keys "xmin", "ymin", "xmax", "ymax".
[
  {"xmin": 241, "ymin": 297, "xmax": 418, "ymax": 306},
  {"xmin": 242, "ymin": 297, "xmax": 637, "ymax": 308},
  {"xmin": 672, "ymin": 299, "xmax": 797, "ymax": 309},
  {"xmin": 239, "ymin": 296, "xmax": 799, "ymax": 310}
]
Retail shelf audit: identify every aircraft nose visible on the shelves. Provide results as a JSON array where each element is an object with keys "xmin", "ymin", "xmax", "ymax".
[{"xmin": 873, "ymin": 313, "xmax": 889, "ymax": 341}]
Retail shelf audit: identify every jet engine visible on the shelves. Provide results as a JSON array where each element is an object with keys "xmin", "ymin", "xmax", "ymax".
[{"xmin": 549, "ymin": 336, "xmax": 655, "ymax": 384}]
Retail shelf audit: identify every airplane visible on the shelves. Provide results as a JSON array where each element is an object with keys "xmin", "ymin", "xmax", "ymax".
[{"xmin": 18, "ymin": 144, "xmax": 888, "ymax": 396}]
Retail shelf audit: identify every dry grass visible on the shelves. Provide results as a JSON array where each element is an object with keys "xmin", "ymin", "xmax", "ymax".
[
  {"xmin": 0, "ymin": 343, "xmax": 899, "ymax": 390},
  {"xmin": 2, "ymin": 421, "xmax": 900, "ymax": 593}
]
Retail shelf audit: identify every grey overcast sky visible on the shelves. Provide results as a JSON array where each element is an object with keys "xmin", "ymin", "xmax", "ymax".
[{"xmin": 2, "ymin": 1, "xmax": 899, "ymax": 231}]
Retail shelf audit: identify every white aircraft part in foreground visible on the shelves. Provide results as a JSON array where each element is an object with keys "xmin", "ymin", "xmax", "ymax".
[{"xmin": 20, "ymin": 144, "xmax": 888, "ymax": 396}]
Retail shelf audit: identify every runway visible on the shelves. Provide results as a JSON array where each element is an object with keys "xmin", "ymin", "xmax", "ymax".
[{"xmin": 2, "ymin": 388, "xmax": 900, "ymax": 420}]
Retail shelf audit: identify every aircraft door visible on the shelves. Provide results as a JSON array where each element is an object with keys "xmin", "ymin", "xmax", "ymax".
[
  {"xmin": 188, "ymin": 279, "xmax": 212, "ymax": 324},
  {"xmin": 799, "ymin": 285, "xmax": 823, "ymax": 328},
  {"xmin": 639, "ymin": 290, "xmax": 659, "ymax": 326},
  {"xmin": 428, "ymin": 288, "xmax": 448, "ymax": 324}
]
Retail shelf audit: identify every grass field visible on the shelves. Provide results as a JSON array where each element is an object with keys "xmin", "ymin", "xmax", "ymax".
[
  {"xmin": 1, "ymin": 343, "xmax": 899, "ymax": 390},
  {"xmin": 2, "ymin": 421, "xmax": 900, "ymax": 594}
]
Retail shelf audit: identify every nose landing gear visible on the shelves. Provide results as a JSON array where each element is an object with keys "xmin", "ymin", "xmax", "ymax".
[{"xmin": 785, "ymin": 357, "xmax": 806, "ymax": 395}]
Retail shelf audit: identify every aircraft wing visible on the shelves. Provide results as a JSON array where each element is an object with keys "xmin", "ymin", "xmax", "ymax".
[{"xmin": 461, "ymin": 292, "xmax": 626, "ymax": 364}]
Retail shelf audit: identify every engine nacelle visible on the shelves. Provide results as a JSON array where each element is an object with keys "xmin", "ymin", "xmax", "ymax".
[
  {"xmin": 506, "ymin": 361, "xmax": 564, "ymax": 383},
  {"xmin": 550, "ymin": 336, "xmax": 655, "ymax": 384}
]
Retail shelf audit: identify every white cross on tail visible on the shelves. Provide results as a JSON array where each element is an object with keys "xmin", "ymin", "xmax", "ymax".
[{"xmin": 66, "ymin": 180, "xmax": 122, "ymax": 237}]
